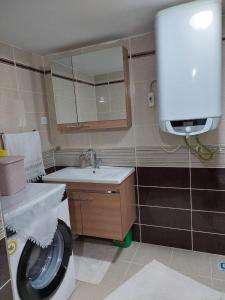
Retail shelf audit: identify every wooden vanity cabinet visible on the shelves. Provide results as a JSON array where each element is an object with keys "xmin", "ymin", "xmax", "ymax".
[{"xmin": 66, "ymin": 174, "xmax": 136, "ymax": 241}]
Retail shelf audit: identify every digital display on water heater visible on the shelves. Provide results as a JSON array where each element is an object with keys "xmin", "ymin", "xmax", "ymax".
[{"xmin": 171, "ymin": 119, "xmax": 207, "ymax": 128}]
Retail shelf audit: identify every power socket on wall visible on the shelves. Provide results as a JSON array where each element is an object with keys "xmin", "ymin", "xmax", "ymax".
[
  {"xmin": 40, "ymin": 116, "xmax": 48, "ymax": 125},
  {"xmin": 148, "ymin": 92, "xmax": 155, "ymax": 107}
]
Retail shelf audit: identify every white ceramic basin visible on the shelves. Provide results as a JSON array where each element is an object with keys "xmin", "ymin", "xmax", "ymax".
[{"xmin": 43, "ymin": 166, "xmax": 135, "ymax": 184}]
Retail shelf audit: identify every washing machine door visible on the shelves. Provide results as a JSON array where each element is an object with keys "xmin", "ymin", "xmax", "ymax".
[{"xmin": 17, "ymin": 219, "xmax": 72, "ymax": 300}]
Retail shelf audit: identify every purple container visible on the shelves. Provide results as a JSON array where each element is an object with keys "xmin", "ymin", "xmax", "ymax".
[{"xmin": 0, "ymin": 156, "xmax": 26, "ymax": 196}]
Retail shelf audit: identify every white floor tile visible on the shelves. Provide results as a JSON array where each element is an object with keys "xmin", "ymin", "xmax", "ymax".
[
  {"xmin": 210, "ymin": 253, "xmax": 225, "ymax": 281},
  {"xmin": 170, "ymin": 248, "xmax": 211, "ymax": 277},
  {"xmin": 132, "ymin": 242, "xmax": 173, "ymax": 265}
]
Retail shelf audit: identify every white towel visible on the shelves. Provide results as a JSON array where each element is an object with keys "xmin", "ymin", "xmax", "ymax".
[{"xmin": 3, "ymin": 131, "xmax": 46, "ymax": 182}]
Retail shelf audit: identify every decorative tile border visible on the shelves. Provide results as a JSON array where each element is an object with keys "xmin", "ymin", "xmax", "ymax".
[
  {"xmin": 53, "ymin": 146, "xmax": 225, "ymax": 168},
  {"xmin": 54, "ymin": 147, "xmax": 136, "ymax": 167},
  {"xmin": 0, "ymin": 57, "xmax": 44, "ymax": 73},
  {"xmin": 52, "ymin": 72, "xmax": 124, "ymax": 87},
  {"xmin": 42, "ymin": 149, "xmax": 55, "ymax": 169},
  {"xmin": 0, "ymin": 209, "xmax": 4, "ymax": 241},
  {"xmin": 136, "ymin": 146, "xmax": 189, "ymax": 168}
]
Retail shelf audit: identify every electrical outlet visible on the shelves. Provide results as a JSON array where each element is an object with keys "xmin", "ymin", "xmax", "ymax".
[
  {"xmin": 40, "ymin": 116, "xmax": 48, "ymax": 125},
  {"xmin": 148, "ymin": 92, "xmax": 155, "ymax": 107}
]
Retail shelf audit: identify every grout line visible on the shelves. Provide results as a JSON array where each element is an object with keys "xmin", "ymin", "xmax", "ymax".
[
  {"xmin": 137, "ymin": 203, "xmax": 225, "ymax": 215},
  {"xmin": 192, "ymin": 230, "xmax": 225, "ymax": 236},
  {"xmin": 128, "ymin": 37, "xmax": 142, "ymax": 244},
  {"xmin": 122, "ymin": 241, "xmax": 141, "ymax": 280},
  {"xmin": 137, "ymin": 185, "xmax": 190, "ymax": 190},
  {"xmin": 189, "ymin": 148, "xmax": 194, "ymax": 251},
  {"xmin": 191, "ymin": 187, "xmax": 225, "ymax": 192},
  {"xmin": 140, "ymin": 223, "xmax": 191, "ymax": 232},
  {"xmin": 209, "ymin": 254, "xmax": 214, "ymax": 288},
  {"xmin": 192, "ymin": 209, "xmax": 225, "ymax": 215},
  {"xmin": 138, "ymin": 204, "xmax": 191, "ymax": 211},
  {"xmin": 168, "ymin": 248, "xmax": 174, "ymax": 266},
  {"xmin": 0, "ymin": 279, "xmax": 11, "ymax": 291},
  {"xmin": 137, "ymin": 223, "xmax": 225, "ymax": 237}
]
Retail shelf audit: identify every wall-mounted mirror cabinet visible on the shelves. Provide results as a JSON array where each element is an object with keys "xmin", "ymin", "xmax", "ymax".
[{"xmin": 50, "ymin": 46, "xmax": 131, "ymax": 131}]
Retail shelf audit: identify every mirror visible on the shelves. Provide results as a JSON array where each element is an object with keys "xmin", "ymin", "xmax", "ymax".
[
  {"xmin": 72, "ymin": 47, "xmax": 126, "ymax": 122},
  {"xmin": 50, "ymin": 46, "xmax": 131, "ymax": 131},
  {"xmin": 51, "ymin": 58, "xmax": 78, "ymax": 124}
]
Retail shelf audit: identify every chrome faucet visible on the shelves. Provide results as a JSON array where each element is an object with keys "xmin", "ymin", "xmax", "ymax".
[
  {"xmin": 84, "ymin": 149, "xmax": 102, "ymax": 169},
  {"xmin": 87, "ymin": 149, "xmax": 96, "ymax": 167}
]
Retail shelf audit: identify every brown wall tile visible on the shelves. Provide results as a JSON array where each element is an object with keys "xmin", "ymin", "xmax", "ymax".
[
  {"xmin": 191, "ymin": 168, "xmax": 225, "ymax": 190},
  {"xmin": 0, "ymin": 239, "xmax": 10, "ymax": 288},
  {"xmin": 141, "ymin": 225, "xmax": 192, "ymax": 250},
  {"xmin": 139, "ymin": 187, "xmax": 190, "ymax": 209},
  {"xmin": 140, "ymin": 206, "xmax": 191, "ymax": 230},
  {"xmin": 192, "ymin": 211, "xmax": 225, "ymax": 235},
  {"xmin": 0, "ymin": 281, "xmax": 13, "ymax": 300},
  {"xmin": 137, "ymin": 167, "xmax": 190, "ymax": 188},
  {"xmin": 193, "ymin": 231, "xmax": 225, "ymax": 255},
  {"xmin": 192, "ymin": 189, "xmax": 225, "ymax": 212},
  {"xmin": 132, "ymin": 224, "xmax": 141, "ymax": 242}
]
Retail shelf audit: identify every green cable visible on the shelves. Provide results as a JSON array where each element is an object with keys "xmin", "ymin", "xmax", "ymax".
[{"xmin": 184, "ymin": 136, "xmax": 218, "ymax": 161}]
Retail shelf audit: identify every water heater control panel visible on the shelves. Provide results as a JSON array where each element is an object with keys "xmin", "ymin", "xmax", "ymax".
[{"xmin": 161, "ymin": 117, "xmax": 220, "ymax": 136}]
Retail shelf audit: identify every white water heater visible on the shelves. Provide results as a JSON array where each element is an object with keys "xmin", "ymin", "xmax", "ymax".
[{"xmin": 156, "ymin": 0, "xmax": 222, "ymax": 136}]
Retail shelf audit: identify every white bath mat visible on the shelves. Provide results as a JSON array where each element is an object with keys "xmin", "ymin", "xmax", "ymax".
[
  {"xmin": 105, "ymin": 260, "xmax": 224, "ymax": 300},
  {"xmin": 74, "ymin": 241, "xmax": 117, "ymax": 284}
]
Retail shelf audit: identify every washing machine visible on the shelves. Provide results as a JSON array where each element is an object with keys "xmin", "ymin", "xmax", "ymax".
[{"xmin": 7, "ymin": 195, "xmax": 76, "ymax": 300}]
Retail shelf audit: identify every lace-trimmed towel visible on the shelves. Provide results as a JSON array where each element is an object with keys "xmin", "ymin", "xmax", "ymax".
[
  {"xmin": 3, "ymin": 131, "xmax": 46, "ymax": 182},
  {"xmin": 1, "ymin": 183, "xmax": 65, "ymax": 248}
]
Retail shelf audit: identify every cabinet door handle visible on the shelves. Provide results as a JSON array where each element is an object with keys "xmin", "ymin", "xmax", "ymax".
[
  {"xmin": 79, "ymin": 124, "xmax": 90, "ymax": 128},
  {"xmin": 80, "ymin": 197, "xmax": 94, "ymax": 201},
  {"xmin": 70, "ymin": 198, "xmax": 80, "ymax": 202}
]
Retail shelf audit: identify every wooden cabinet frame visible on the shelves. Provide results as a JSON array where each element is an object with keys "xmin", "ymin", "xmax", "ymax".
[
  {"xmin": 53, "ymin": 174, "xmax": 136, "ymax": 241},
  {"xmin": 56, "ymin": 47, "xmax": 132, "ymax": 132}
]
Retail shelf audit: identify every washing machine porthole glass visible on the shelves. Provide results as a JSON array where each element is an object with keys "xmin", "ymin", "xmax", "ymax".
[
  {"xmin": 17, "ymin": 220, "xmax": 72, "ymax": 300},
  {"xmin": 27, "ymin": 229, "xmax": 64, "ymax": 290}
]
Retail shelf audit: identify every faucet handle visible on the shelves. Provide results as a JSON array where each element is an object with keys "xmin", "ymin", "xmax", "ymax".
[{"xmin": 95, "ymin": 158, "xmax": 102, "ymax": 169}]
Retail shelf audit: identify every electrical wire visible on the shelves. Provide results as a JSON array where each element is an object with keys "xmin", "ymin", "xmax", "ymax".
[{"xmin": 184, "ymin": 135, "xmax": 218, "ymax": 161}]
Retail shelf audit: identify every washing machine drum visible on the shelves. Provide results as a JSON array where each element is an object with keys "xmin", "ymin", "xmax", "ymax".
[{"xmin": 17, "ymin": 219, "xmax": 72, "ymax": 300}]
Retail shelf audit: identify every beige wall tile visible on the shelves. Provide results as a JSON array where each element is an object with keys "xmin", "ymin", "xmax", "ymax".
[
  {"xmin": 89, "ymin": 128, "xmax": 135, "ymax": 148},
  {"xmin": 0, "ymin": 42, "xmax": 14, "ymax": 60},
  {"xmin": 134, "ymin": 124, "xmax": 183, "ymax": 147},
  {"xmin": 52, "ymin": 62, "xmax": 73, "ymax": 78},
  {"xmin": 0, "ymin": 64, "xmax": 17, "ymax": 90},
  {"xmin": 0, "ymin": 41, "xmax": 52, "ymax": 152},
  {"xmin": 132, "ymin": 81, "xmax": 156, "ymax": 126},
  {"xmin": 19, "ymin": 91, "xmax": 48, "ymax": 113},
  {"xmin": 130, "ymin": 32, "xmax": 155, "ymax": 54},
  {"xmin": 16, "ymin": 68, "xmax": 45, "ymax": 93},
  {"xmin": 131, "ymin": 55, "xmax": 156, "ymax": 83},
  {"xmin": 0, "ymin": 89, "xmax": 22, "ymax": 113},
  {"xmin": 53, "ymin": 130, "xmax": 91, "ymax": 149},
  {"xmin": 14, "ymin": 47, "xmax": 44, "ymax": 70}
]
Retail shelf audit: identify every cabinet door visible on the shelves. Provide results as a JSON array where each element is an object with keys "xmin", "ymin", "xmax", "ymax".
[
  {"xmin": 80, "ymin": 192, "xmax": 123, "ymax": 240},
  {"xmin": 67, "ymin": 191, "xmax": 83, "ymax": 235}
]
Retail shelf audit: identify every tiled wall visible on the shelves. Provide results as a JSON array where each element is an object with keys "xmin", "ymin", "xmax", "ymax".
[
  {"xmin": 133, "ymin": 167, "xmax": 225, "ymax": 255},
  {"xmin": 0, "ymin": 42, "xmax": 52, "ymax": 152}
]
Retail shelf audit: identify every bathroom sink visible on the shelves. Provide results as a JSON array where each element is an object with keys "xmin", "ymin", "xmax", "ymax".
[{"xmin": 43, "ymin": 166, "xmax": 135, "ymax": 184}]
